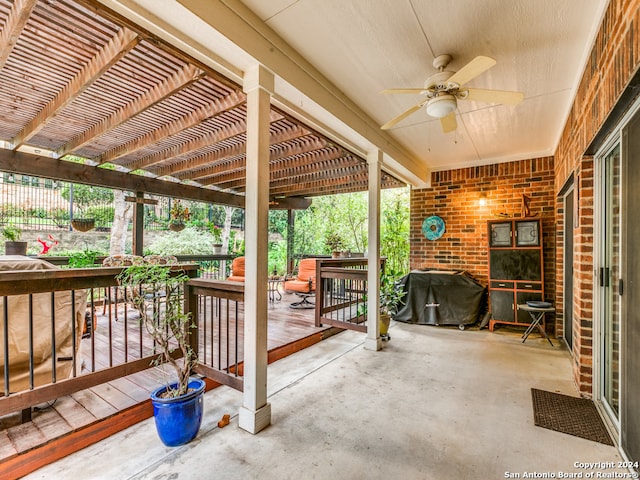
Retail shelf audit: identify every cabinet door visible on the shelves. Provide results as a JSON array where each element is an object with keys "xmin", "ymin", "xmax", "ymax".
[
  {"xmin": 515, "ymin": 220, "xmax": 540, "ymax": 247},
  {"xmin": 489, "ymin": 221, "xmax": 512, "ymax": 247},
  {"xmin": 490, "ymin": 290, "xmax": 515, "ymax": 322}
]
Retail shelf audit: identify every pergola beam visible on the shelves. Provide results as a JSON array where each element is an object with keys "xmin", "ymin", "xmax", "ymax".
[
  {"xmin": 11, "ymin": 27, "xmax": 140, "ymax": 149},
  {"xmin": 0, "ymin": 148, "xmax": 245, "ymax": 207}
]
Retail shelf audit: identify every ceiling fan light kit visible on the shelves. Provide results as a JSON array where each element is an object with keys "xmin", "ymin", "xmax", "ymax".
[
  {"xmin": 380, "ymin": 54, "xmax": 524, "ymax": 132},
  {"xmin": 425, "ymin": 94, "xmax": 457, "ymax": 118}
]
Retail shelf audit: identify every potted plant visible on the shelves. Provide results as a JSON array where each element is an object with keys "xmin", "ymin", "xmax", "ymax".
[
  {"xmin": 378, "ymin": 273, "xmax": 406, "ymax": 341},
  {"xmin": 116, "ymin": 264, "xmax": 205, "ymax": 447},
  {"xmin": 169, "ymin": 200, "xmax": 190, "ymax": 232},
  {"xmin": 3, "ymin": 225, "xmax": 28, "ymax": 255},
  {"xmin": 325, "ymin": 231, "xmax": 345, "ymax": 258},
  {"xmin": 209, "ymin": 224, "xmax": 223, "ymax": 254}
]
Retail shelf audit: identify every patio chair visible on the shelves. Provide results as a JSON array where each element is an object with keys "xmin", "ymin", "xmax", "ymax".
[
  {"xmin": 284, "ymin": 258, "xmax": 317, "ymax": 309},
  {"xmin": 227, "ymin": 256, "xmax": 245, "ymax": 282}
]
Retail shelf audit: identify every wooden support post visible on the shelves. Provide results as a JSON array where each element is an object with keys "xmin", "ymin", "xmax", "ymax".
[
  {"xmin": 365, "ymin": 149, "xmax": 382, "ymax": 351},
  {"xmin": 238, "ymin": 64, "xmax": 273, "ymax": 434},
  {"xmin": 287, "ymin": 209, "xmax": 295, "ymax": 276}
]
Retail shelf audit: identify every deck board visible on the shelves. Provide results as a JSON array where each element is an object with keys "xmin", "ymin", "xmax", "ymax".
[
  {"xmin": 70, "ymin": 390, "xmax": 118, "ymax": 419},
  {"xmin": 0, "ymin": 430, "xmax": 17, "ymax": 458},
  {"xmin": 30, "ymin": 407, "xmax": 71, "ymax": 442},
  {"xmin": 51, "ymin": 396, "xmax": 97, "ymax": 430},
  {"xmin": 6, "ymin": 421, "xmax": 48, "ymax": 454},
  {"xmin": 0, "ymin": 290, "xmax": 339, "ymax": 474}
]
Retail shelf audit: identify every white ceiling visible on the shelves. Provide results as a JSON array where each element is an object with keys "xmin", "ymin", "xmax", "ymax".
[
  {"xmin": 101, "ymin": 0, "xmax": 609, "ymax": 183},
  {"xmin": 237, "ymin": 0, "xmax": 608, "ymax": 172}
]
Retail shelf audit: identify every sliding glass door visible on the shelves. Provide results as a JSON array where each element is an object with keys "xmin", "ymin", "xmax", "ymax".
[{"xmin": 598, "ymin": 144, "xmax": 621, "ymax": 420}]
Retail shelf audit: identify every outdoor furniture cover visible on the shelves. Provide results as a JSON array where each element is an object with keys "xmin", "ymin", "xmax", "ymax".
[
  {"xmin": 0, "ymin": 256, "xmax": 87, "ymax": 394},
  {"xmin": 394, "ymin": 270, "xmax": 487, "ymax": 327}
]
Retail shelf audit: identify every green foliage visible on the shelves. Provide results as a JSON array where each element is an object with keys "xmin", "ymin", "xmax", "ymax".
[
  {"xmin": 60, "ymin": 184, "xmax": 114, "ymax": 212},
  {"xmin": 84, "ymin": 205, "xmax": 115, "ymax": 227},
  {"xmin": 268, "ymin": 240, "xmax": 287, "ymax": 275},
  {"xmin": 27, "ymin": 207, "xmax": 48, "ymax": 219},
  {"xmin": 379, "ymin": 273, "xmax": 407, "ymax": 315},
  {"xmin": 208, "ymin": 223, "xmax": 222, "ymax": 243},
  {"xmin": 381, "ymin": 189, "xmax": 410, "ymax": 276},
  {"xmin": 116, "ymin": 265, "xmax": 195, "ymax": 397},
  {"xmin": 2, "ymin": 225, "xmax": 22, "ymax": 241},
  {"xmin": 324, "ymin": 231, "xmax": 345, "ymax": 252},
  {"xmin": 148, "ymin": 227, "xmax": 216, "ymax": 255},
  {"xmin": 287, "ymin": 188, "xmax": 410, "ymax": 273},
  {"xmin": 269, "ymin": 210, "xmax": 288, "ymax": 234},
  {"xmin": 50, "ymin": 207, "xmax": 70, "ymax": 227},
  {"xmin": 67, "ymin": 250, "xmax": 101, "ymax": 268}
]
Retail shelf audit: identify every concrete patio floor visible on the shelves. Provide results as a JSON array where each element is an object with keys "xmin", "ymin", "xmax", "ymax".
[{"xmin": 25, "ymin": 322, "xmax": 624, "ymax": 480}]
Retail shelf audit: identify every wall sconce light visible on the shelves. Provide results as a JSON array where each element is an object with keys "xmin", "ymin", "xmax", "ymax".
[{"xmin": 479, "ymin": 192, "xmax": 487, "ymax": 207}]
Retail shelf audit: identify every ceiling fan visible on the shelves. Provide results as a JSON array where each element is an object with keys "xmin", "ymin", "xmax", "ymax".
[{"xmin": 380, "ymin": 54, "xmax": 524, "ymax": 133}]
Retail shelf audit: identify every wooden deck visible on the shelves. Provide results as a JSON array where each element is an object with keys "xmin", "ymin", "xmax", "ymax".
[{"xmin": 0, "ymin": 291, "xmax": 341, "ymax": 479}]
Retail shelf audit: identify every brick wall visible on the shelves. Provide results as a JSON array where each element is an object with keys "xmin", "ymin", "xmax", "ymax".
[
  {"xmin": 410, "ymin": 157, "xmax": 556, "ymax": 330},
  {"xmin": 554, "ymin": 0, "xmax": 640, "ymax": 395}
]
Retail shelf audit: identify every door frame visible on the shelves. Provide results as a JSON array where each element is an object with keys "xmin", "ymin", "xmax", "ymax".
[{"xmin": 562, "ymin": 185, "xmax": 574, "ymax": 352}]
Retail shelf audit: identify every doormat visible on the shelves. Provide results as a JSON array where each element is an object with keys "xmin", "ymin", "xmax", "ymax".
[{"xmin": 531, "ymin": 388, "xmax": 613, "ymax": 445}]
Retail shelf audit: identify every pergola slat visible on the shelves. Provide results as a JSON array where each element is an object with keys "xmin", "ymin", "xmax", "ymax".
[{"xmin": 11, "ymin": 27, "xmax": 139, "ymax": 149}]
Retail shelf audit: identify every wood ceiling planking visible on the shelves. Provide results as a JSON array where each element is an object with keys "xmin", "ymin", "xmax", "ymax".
[{"xmin": 0, "ymin": 0, "xmax": 404, "ymax": 202}]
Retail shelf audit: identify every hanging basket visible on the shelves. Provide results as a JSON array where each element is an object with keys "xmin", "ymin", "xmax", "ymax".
[
  {"xmin": 169, "ymin": 221, "xmax": 186, "ymax": 232},
  {"xmin": 71, "ymin": 218, "xmax": 95, "ymax": 232}
]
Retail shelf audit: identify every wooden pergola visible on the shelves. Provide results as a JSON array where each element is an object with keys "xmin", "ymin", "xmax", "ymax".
[
  {"xmin": 0, "ymin": 0, "xmax": 404, "ymax": 207},
  {"xmin": 0, "ymin": 0, "xmax": 395, "ymax": 441}
]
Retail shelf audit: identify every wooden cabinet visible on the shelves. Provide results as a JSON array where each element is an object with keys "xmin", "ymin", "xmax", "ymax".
[{"xmin": 488, "ymin": 218, "xmax": 544, "ymax": 331}]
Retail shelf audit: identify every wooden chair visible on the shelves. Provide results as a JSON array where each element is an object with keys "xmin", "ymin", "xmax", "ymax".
[{"xmin": 283, "ymin": 258, "xmax": 317, "ymax": 308}]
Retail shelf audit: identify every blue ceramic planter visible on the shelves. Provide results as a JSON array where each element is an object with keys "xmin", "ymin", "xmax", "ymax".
[{"xmin": 150, "ymin": 378, "xmax": 206, "ymax": 447}]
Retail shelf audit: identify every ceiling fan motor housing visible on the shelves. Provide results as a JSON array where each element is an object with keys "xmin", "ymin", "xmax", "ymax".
[{"xmin": 424, "ymin": 71, "xmax": 459, "ymax": 96}]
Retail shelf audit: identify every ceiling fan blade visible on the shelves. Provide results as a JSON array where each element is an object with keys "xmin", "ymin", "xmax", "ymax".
[
  {"xmin": 380, "ymin": 88, "xmax": 426, "ymax": 94},
  {"xmin": 440, "ymin": 112, "xmax": 457, "ymax": 133},
  {"xmin": 381, "ymin": 100, "xmax": 427, "ymax": 130},
  {"xmin": 448, "ymin": 56, "xmax": 496, "ymax": 87},
  {"xmin": 464, "ymin": 88, "xmax": 524, "ymax": 105}
]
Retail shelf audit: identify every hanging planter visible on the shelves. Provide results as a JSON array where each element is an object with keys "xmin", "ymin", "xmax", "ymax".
[
  {"xmin": 71, "ymin": 218, "xmax": 95, "ymax": 232},
  {"xmin": 169, "ymin": 221, "xmax": 186, "ymax": 232},
  {"xmin": 169, "ymin": 200, "xmax": 190, "ymax": 232}
]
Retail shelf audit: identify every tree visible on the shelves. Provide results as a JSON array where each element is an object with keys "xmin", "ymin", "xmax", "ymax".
[{"xmin": 109, "ymin": 190, "xmax": 133, "ymax": 255}]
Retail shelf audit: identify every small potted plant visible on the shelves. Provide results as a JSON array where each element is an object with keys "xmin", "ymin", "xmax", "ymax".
[
  {"xmin": 169, "ymin": 200, "xmax": 190, "ymax": 232},
  {"xmin": 325, "ymin": 231, "xmax": 345, "ymax": 258},
  {"xmin": 378, "ymin": 273, "xmax": 406, "ymax": 341},
  {"xmin": 116, "ymin": 264, "xmax": 205, "ymax": 446},
  {"xmin": 209, "ymin": 224, "xmax": 223, "ymax": 254},
  {"xmin": 3, "ymin": 225, "xmax": 27, "ymax": 255}
]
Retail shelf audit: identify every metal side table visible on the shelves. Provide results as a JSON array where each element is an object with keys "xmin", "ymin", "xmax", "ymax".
[{"xmin": 517, "ymin": 304, "xmax": 555, "ymax": 346}]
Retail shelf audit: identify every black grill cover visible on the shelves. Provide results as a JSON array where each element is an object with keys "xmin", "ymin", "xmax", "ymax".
[{"xmin": 394, "ymin": 270, "xmax": 487, "ymax": 326}]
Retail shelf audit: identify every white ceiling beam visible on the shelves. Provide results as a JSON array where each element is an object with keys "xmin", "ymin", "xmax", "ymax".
[{"xmin": 177, "ymin": 0, "xmax": 427, "ymax": 186}]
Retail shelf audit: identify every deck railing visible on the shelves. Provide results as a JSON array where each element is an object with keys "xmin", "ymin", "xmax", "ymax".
[
  {"xmin": 0, "ymin": 264, "xmax": 197, "ymax": 419},
  {"xmin": 1, "ymin": 258, "xmax": 382, "ymax": 419},
  {"xmin": 315, "ymin": 258, "xmax": 385, "ymax": 332},
  {"xmin": 187, "ymin": 279, "xmax": 244, "ymax": 392}
]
